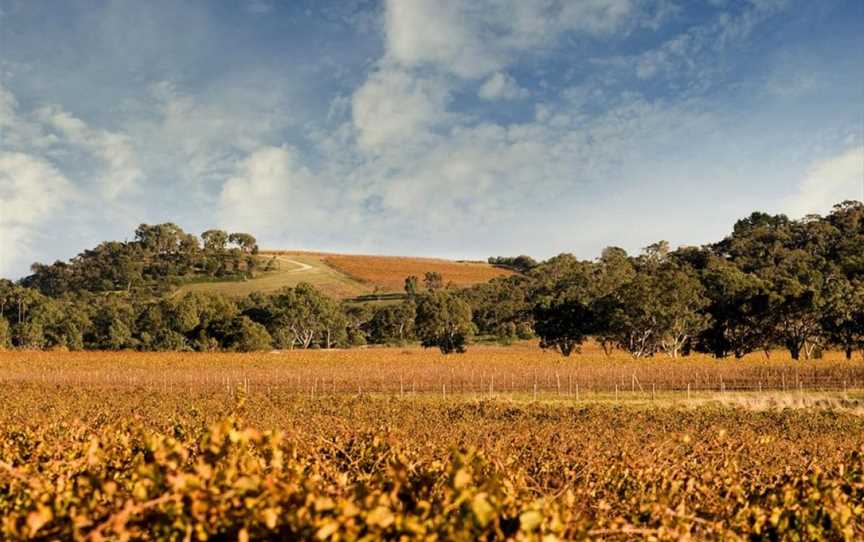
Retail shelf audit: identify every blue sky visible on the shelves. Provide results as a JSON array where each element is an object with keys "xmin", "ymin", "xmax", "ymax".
[{"xmin": 1, "ymin": 0, "xmax": 862, "ymax": 278}]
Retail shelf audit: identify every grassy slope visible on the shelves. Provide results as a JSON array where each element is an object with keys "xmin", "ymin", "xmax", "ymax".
[
  {"xmin": 174, "ymin": 251, "xmax": 512, "ymax": 299},
  {"xmin": 175, "ymin": 254, "xmax": 371, "ymax": 299}
]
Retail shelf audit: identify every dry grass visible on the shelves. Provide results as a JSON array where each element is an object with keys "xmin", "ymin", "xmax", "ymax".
[
  {"xmin": 177, "ymin": 254, "xmax": 371, "ymax": 299},
  {"xmin": 310, "ymin": 252, "xmax": 513, "ymax": 292},
  {"xmin": 174, "ymin": 251, "xmax": 512, "ymax": 299}
]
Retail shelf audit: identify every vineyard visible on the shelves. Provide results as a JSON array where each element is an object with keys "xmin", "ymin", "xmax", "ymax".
[
  {"xmin": 1, "ymin": 348, "xmax": 863, "ymax": 540},
  {"xmin": 317, "ymin": 253, "xmax": 514, "ymax": 293}
]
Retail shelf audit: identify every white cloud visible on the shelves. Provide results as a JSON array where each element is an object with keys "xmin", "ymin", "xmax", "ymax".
[
  {"xmin": 0, "ymin": 152, "xmax": 74, "ymax": 274},
  {"xmin": 351, "ymin": 68, "xmax": 451, "ymax": 152},
  {"xmin": 1, "ymin": 82, "xmax": 141, "ymax": 199},
  {"xmin": 337, "ymin": 0, "xmax": 732, "ymax": 245},
  {"xmin": 382, "ymin": 0, "xmax": 638, "ymax": 78},
  {"xmin": 478, "ymin": 72, "xmax": 528, "ymax": 100},
  {"xmin": 35, "ymin": 106, "xmax": 142, "ymax": 199},
  {"xmin": 621, "ymin": 0, "xmax": 789, "ymax": 88},
  {"xmin": 122, "ymin": 81, "xmax": 292, "ymax": 194},
  {"xmin": 218, "ymin": 146, "xmax": 323, "ymax": 238},
  {"xmin": 0, "ymin": 83, "xmax": 56, "ymax": 150},
  {"xmin": 383, "ymin": 1, "xmax": 501, "ymax": 78},
  {"xmin": 784, "ymin": 147, "xmax": 864, "ymax": 217}
]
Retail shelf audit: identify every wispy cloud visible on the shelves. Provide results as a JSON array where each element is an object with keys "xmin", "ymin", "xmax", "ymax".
[{"xmin": 783, "ymin": 146, "xmax": 864, "ymax": 217}]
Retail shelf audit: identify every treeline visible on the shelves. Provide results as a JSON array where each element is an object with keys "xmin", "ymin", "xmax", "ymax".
[
  {"xmin": 487, "ymin": 255, "xmax": 538, "ymax": 273},
  {"xmin": 21, "ymin": 223, "xmax": 262, "ymax": 296},
  {"xmin": 2, "ymin": 201, "xmax": 863, "ymax": 358},
  {"xmin": 468, "ymin": 200, "xmax": 864, "ymax": 360},
  {"xmin": 0, "ymin": 278, "xmax": 469, "ymax": 353}
]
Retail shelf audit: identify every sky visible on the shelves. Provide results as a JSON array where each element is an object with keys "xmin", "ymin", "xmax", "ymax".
[{"xmin": 1, "ymin": 0, "xmax": 863, "ymax": 279}]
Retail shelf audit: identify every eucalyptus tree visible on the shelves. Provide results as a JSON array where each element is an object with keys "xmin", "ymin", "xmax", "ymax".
[
  {"xmin": 820, "ymin": 276, "xmax": 864, "ymax": 360},
  {"xmin": 415, "ymin": 290, "xmax": 474, "ymax": 354}
]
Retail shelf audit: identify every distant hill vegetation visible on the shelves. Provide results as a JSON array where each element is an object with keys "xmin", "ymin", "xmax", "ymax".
[
  {"xmin": 22, "ymin": 224, "xmax": 261, "ymax": 297},
  {"xmin": 3, "ymin": 201, "xmax": 864, "ymax": 359}
]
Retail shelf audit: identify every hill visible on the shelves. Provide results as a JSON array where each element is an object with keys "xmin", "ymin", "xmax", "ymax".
[{"xmin": 176, "ymin": 251, "xmax": 514, "ymax": 299}]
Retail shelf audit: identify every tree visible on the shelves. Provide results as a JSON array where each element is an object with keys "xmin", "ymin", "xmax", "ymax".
[
  {"xmin": 228, "ymin": 233, "xmax": 258, "ymax": 254},
  {"xmin": 15, "ymin": 321, "xmax": 45, "ymax": 349},
  {"xmin": 201, "ymin": 230, "xmax": 229, "ymax": 253},
  {"xmin": 462, "ymin": 275, "xmax": 532, "ymax": 338},
  {"xmin": 367, "ymin": 300, "xmax": 416, "ymax": 345},
  {"xmin": 763, "ymin": 250, "xmax": 827, "ymax": 360},
  {"xmin": 697, "ymin": 259, "xmax": 772, "ymax": 358},
  {"xmin": 404, "ymin": 275, "xmax": 419, "ymax": 296},
  {"xmin": 826, "ymin": 201, "xmax": 864, "ymax": 277},
  {"xmin": 653, "ymin": 266, "xmax": 710, "ymax": 358},
  {"xmin": 605, "ymin": 259, "xmax": 709, "ymax": 359},
  {"xmin": 342, "ymin": 303, "xmax": 371, "ymax": 346},
  {"xmin": 227, "ymin": 316, "xmax": 272, "ymax": 352},
  {"xmin": 488, "ymin": 255, "xmax": 538, "ymax": 273},
  {"xmin": 533, "ymin": 298, "xmax": 592, "ymax": 356},
  {"xmin": 262, "ymin": 283, "xmax": 343, "ymax": 349},
  {"xmin": 528, "ymin": 255, "xmax": 600, "ymax": 356},
  {"xmin": 424, "ymin": 271, "xmax": 444, "ymax": 291},
  {"xmin": 415, "ymin": 291, "xmax": 474, "ymax": 354},
  {"xmin": 135, "ymin": 223, "xmax": 186, "ymax": 255},
  {"xmin": 87, "ymin": 295, "xmax": 138, "ymax": 350},
  {"xmin": 165, "ymin": 292, "xmax": 238, "ymax": 350},
  {"xmin": 0, "ymin": 316, "xmax": 10, "ymax": 349},
  {"xmin": 820, "ymin": 276, "xmax": 864, "ymax": 360}
]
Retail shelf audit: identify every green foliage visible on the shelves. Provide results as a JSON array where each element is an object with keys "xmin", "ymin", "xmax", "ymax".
[
  {"xmin": 227, "ymin": 316, "xmax": 273, "ymax": 352},
  {"xmin": 821, "ymin": 277, "xmax": 864, "ymax": 360},
  {"xmin": 530, "ymin": 255, "xmax": 597, "ymax": 356},
  {"xmin": 415, "ymin": 291, "xmax": 475, "ymax": 354},
  {"xmin": 22, "ymin": 224, "xmax": 259, "ymax": 296},
  {"xmin": 404, "ymin": 275, "xmax": 418, "ymax": 296},
  {"xmin": 487, "ymin": 255, "xmax": 538, "ymax": 273},
  {"xmin": 5, "ymin": 200, "xmax": 864, "ymax": 358},
  {"xmin": 366, "ymin": 300, "xmax": 416, "ymax": 345},
  {"xmin": 423, "ymin": 271, "xmax": 444, "ymax": 291},
  {"xmin": 462, "ymin": 275, "xmax": 532, "ymax": 337},
  {"xmin": 252, "ymin": 283, "xmax": 348, "ymax": 349},
  {"xmin": 607, "ymin": 259, "xmax": 710, "ymax": 358},
  {"xmin": 534, "ymin": 299, "xmax": 592, "ymax": 355},
  {"xmin": 0, "ymin": 316, "xmax": 9, "ymax": 349}
]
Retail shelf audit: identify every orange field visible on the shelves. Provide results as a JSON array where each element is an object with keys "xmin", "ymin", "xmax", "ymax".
[
  {"xmin": 2, "ymin": 343, "xmax": 862, "ymax": 400},
  {"xmin": 254, "ymin": 250, "xmax": 514, "ymax": 296},
  {"xmin": 2, "ymin": 345, "xmax": 864, "ymax": 540},
  {"xmin": 319, "ymin": 253, "xmax": 513, "ymax": 291}
]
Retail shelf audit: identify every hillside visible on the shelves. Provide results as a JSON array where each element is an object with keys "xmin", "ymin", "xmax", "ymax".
[
  {"xmin": 176, "ymin": 251, "xmax": 513, "ymax": 299},
  {"xmin": 318, "ymin": 252, "xmax": 514, "ymax": 291}
]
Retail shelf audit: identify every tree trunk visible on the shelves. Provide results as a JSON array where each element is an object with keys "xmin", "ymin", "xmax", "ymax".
[
  {"xmin": 845, "ymin": 346, "xmax": 852, "ymax": 360},
  {"xmin": 601, "ymin": 340, "xmax": 613, "ymax": 356},
  {"xmin": 789, "ymin": 345, "xmax": 800, "ymax": 360}
]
